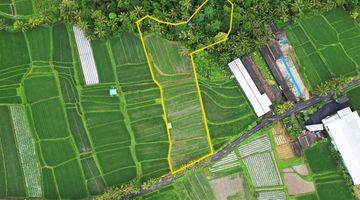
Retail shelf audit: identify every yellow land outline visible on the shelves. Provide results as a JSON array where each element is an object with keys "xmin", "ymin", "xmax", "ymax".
[{"xmin": 136, "ymin": 0, "xmax": 234, "ymax": 174}]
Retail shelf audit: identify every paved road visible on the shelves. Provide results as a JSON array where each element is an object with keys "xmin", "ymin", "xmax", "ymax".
[{"xmin": 126, "ymin": 78, "xmax": 360, "ymax": 199}]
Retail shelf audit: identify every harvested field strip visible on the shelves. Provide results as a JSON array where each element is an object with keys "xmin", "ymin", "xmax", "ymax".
[
  {"xmin": 0, "ymin": 106, "xmax": 26, "ymax": 197},
  {"xmin": 10, "ymin": 106, "xmax": 42, "ymax": 197}
]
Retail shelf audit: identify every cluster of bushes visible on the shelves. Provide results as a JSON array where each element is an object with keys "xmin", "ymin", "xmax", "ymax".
[{"xmin": 283, "ymin": 116, "xmax": 301, "ymax": 137}]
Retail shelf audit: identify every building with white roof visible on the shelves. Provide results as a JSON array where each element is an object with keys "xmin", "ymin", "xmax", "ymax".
[
  {"xmin": 322, "ymin": 107, "xmax": 360, "ymax": 185},
  {"xmin": 228, "ymin": 58, "xmax": 272, "ymax": 117}
]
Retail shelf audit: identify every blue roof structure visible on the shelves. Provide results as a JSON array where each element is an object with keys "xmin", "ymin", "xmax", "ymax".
[{"xmin": 109, "ymin": 88, "xmax": 117, "ymax": 96}]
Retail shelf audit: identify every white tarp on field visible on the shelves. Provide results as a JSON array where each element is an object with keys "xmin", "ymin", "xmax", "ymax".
[
  {"xmin": 229, "ymin": 58, "xmax": 272, "ymax": 117},
  {"xmin": 10, "ymin": 106, "xmax": 42, "ymax": 197},
  {"xmin": 322, "ymin": 107, "xmax": 360, "ymax": 185},
  {"xmin": 73, "ymin": 26, "xmax": 99, "ymax": 85}
]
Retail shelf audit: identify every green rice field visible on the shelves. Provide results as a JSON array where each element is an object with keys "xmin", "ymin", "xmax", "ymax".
[
  {"xmin": 0, "ymin": 23, "xmax": 173, "ymax": 198},
  {"xmin": 285, "ymin": 8, "xmax": 360, "ymax": 90},
  {"xmin": 347, "ymin": 86, "xmax": 360, "ymax": 111},
  {"xmin": 305, "ymin": 141, "xmax": 354, "ymax": 200},
  {"xmin": 1, "ymin": 4, "xmax": 258, "ymax": 198},
  {"xmin": 0, "ymin": 0, "xmax": 34, "ymax": 16},
  {"xmin": 144, "ymin": 35, "xmax": 212, "ymax": 170},
  {"xmin": 199, "ymin": 77, "xmax": 257, "ymax": 150}
]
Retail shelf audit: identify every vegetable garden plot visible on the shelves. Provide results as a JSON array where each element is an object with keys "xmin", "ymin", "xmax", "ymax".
[
  {"xmin": 285, "ymin": 8, "xmax": 360, "ymax": 89},
  {"xmin": 144, "ymin": 35, "xmax": 212, "ymax": 170},
  {"xmin": 9, "ymin": 106, "xmax": 42, "ymax": 197},
  {"xmin": 144, "ymin": 185, "xmax": 181, "ymax": 200},
  {"xmin": 243, "ymin": 152, "xmax": 282, "ymax": 187},
  {"xmin": 238, "ymin": 135, "xmax": 283, "ymax": 189},
  {"xmin": 0, "ymin": 106, "xmax": 26, "ymax": 197},
  {"xmin": 209, "ymin": 151, "xmax": 241, "ymax": 173},
  {"xmin": 257, "ymin": 190, "xmax": 286, "ymax": 200},
  {"xmin": 238, "ymin": 136, "xmax": 271, "ymax": 158}
]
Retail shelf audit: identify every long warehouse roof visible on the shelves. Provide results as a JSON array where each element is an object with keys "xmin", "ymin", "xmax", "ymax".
[
  {"xmin": 228, "ymin": 58, "xmax": 272, "ymax": 117},
  {"xmin": 322, "ymin": 107, "xmax": 360, "ymax": 185}
]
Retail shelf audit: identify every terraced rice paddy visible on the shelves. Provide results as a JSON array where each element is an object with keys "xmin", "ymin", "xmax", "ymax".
[
  {"xmin": 199, "ymin": 78, "xmax": 257, "ymax": 150},
  {"xmin": 285, "ymin": 8, "xmax": 360, "ymax": 89},
  {"xmin": 144, "ymin": 35, "xmax": 213, "ymax": 170},
  {"xmin": 0, "ymin": 23, "xmax": 173, "ymax": 198}
]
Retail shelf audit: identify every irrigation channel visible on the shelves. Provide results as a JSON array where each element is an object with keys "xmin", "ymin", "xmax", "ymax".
[{"xmin": 125, "ymin": 78, "xmax": 360, "ymax": 199}]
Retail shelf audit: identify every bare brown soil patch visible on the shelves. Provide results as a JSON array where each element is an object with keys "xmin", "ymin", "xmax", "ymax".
[
  {"xmin": 209, "ymin": 174, "xmax": 248, "ymax": 200},
  {"xmin": 284, "ymin": 172, "xmax": 315, "ymax": 195}
]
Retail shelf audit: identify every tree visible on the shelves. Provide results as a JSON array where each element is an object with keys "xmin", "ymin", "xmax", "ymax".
[{"xmin": 313, "ymin": 76, "xmax": 352, "ymax": 96}]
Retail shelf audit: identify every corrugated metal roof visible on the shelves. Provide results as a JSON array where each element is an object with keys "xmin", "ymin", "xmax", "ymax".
[
  {"xmin": 229, "ymin": 58, "xmax": 272, "ymax": 117},
  {"xmin": 322, "ymin": 107, "xmax": 360, "ymax": 185}
]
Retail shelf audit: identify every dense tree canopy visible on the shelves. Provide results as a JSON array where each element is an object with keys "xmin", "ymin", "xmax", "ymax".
[{"xmin": 0, "ymin": 0, "xmax": 359, "ymax": 77}]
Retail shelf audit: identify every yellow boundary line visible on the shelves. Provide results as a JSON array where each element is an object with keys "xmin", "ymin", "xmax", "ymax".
[{"xmin": 136, "ymin": 0, "xmax": 234, "ymax": 174}]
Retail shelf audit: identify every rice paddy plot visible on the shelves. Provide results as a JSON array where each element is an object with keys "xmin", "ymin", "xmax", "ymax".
[
  {"xmin": 25, "ymin": 26, "xmax": 51, "ymax": 61},
  {"xmin": 30, "ymin": 97, "xmax": 70, "ymax": 139},
  {"xmin": 285, "ymin": 8, "xmax": 360, "ymax": 90},
  {"xmin": 199, "ymin": 78, "xmax": 256, "ymax": 149},
  {"xmin": 107, "ymin": 32, "xmax": 171, "ymax": 180},
  {"xmin": 52, "ymin": 24, "xmax": 73, "ymax": 64},
  {"xmin": 90, "ymin": 39, "xmax": 115, "ymax": 83},
  {"xmin": 304, "ymin": 141, "xmax": 338, "ymax": 174},
  {"xmin": 0, "ymin": 4, "xmax": 13, "ymax": 15},
  {"xmin": 347, "ymin": 86, "xmax": 360, "ymax": 111},
  {"xmin": 53, "ymin": 160, "xmax": 88, "ymax": 198},
  {"xmin": 13, "ymin": 0, "xmax": 34, "ymax": 15},
  {"xmin": 0, "ymin": 30, "xmax": 30, "ymax": 69},
  {"xmin": 144, "ymin": 35, "xmax": 212, "ymax": 170}
]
